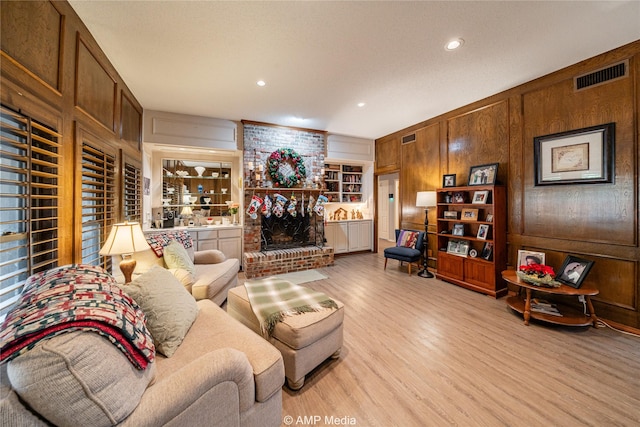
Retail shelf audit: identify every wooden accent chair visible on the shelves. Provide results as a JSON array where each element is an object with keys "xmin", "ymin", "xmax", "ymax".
[{"xmin": 383, "ymin": 229, "xmax": 425, "ymax": 276}]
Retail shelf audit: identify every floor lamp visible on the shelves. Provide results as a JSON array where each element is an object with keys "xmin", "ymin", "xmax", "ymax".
[{"xmin": 416, "ymin": 191, "xmax": 437, "ymax": 278}]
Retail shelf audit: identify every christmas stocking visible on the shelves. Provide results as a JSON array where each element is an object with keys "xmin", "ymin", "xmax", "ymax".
[
  {"xmin": 273, "ymin": 193, "xmax": 287, "ymax": 218},
  {"xmin": 245, "ymin": 194, "xmax": 263, "ymax": 220},
  {"xmin": 300, "ymin": 193, "xmax": 305, "ymax": 217},
  {"xmin": 261, "ymin": 194, "xmax": 272, "ymax": 218},
  {"xmin": 314, "ymin": 195, "xmax": 328, "ymax": 217},
  {"xmin": 287, "ymin": 194, "xmax": 298, "ymax": 217}
]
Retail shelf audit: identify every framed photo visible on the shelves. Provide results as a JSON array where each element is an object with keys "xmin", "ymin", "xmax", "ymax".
[
  {"xmin": 534, "ymin": 123, "xmax": 615, "ymax": 186},
  {"xmin": 472, "ymin": 190, "xmax": 489, "ymax": 204},
  {"xmin": 517, "ymin": 250, "xmax": 546, "ymax": 268},
  {"xmin": 476, "ymin": 224, "xmax": 489, "ymax": 240},
  {"xmin": 556, "ymin": 255, "xmax": 595, "ymax": 288},
  {"xmin": 452, "ymin": 223, "xmax": 464, "ymax": 236},
  {"xmin": 460, "ymin": 208, "xmax": 479, "ymax": 221},
  {"xmin": 453, "ymin": 192, "xmax": 466, "ymax": 203},
  {"xmin": 480, "ymin": 242, "xmax": 493, "ymax": 260},
  {"xmin": 444, "ymin": 211, "xmax": 458, "ymax": 219},
  {"xmin": 443, "ymin": 174, "xmax": 456, "ymax": 188},
  {"xmin": 468, "ymin": 163, "xmax": 499, "ymax": 186},
  {"xmin": 447, "ymin": 239, "xmax": 470, "ymax": 257},
  {"xmin": 485, "ymin": 213, "xmax": 494, "ymax": 223}
]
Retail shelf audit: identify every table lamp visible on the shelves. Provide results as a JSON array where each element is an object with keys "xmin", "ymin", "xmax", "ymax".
[
  {"xmin": 99, "ymin": 221, "xmax": 150, "ymax": 283},
  {"xmin": 416, "ymin": 191, "xmax": 437, "ymax": 278}
]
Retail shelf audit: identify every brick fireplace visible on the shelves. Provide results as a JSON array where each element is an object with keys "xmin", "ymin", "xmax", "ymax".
[{"xmin": 242, "ymin": 122, "xmax": 334, "ymax": 278}]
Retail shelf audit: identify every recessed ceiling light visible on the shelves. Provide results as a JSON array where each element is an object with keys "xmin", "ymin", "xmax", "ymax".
[
  {"xmin": 445, "ymin": 38, "xmax": 464, "ymax": 51},
  {"xmin": 257, "ymin": 80, "xmax": 266, "ymax": 87},
  {"xmin": 357, "ymin": 102, "xmax": 366, "ymax": 107}
]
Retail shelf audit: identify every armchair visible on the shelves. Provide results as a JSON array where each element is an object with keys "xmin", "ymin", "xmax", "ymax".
[{"xmin": 383, "ymin": 229, "xmax": 425, "ymax": 276}]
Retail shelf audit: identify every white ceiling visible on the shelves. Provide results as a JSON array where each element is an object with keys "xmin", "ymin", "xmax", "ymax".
[{"xmin": 68, "ymin": 1, "xmax": 640, "ymax": 140}]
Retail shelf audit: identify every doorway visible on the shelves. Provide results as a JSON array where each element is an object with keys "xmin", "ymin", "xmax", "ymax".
[{"xmin": 377, "ymin": 173, "xmax": 399, "ymax": 242}]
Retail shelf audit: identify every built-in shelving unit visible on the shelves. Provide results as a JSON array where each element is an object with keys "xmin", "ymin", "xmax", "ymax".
[{"xmin": 324, "ymin": 163, "xmax": 363, "ymax": 203}]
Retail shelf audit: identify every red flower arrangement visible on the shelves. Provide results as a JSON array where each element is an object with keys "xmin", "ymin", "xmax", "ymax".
[{"xmin": 517, "ymin": 263, "xmax": 561, "ymax": 287}]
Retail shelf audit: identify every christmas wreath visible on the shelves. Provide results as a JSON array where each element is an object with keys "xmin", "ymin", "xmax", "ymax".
[{"xmin": 267, "ymin": 148, "xmax": 306, "ymax": 187}]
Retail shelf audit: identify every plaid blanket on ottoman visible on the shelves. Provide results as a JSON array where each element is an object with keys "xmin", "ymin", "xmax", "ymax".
[
  {"xmin": 244, "ymin": 277, "xmax": 338, "ymax": 338},
  {"xmin": 0, "ymin": 264, "xmax": 155, "ymax": 370}
]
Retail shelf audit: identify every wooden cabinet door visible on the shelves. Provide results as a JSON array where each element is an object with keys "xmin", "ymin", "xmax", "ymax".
[
  {"xmin": 437, "ymin": 252, "xmax": 464, "ymax": 281},
  {"xmin": 464, "ymin": 259, "xmax": 496, "ymax": 289}
]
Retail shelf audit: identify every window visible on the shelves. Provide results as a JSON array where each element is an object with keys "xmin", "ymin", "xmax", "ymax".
[
  {"xmin": 123, "ymin": 160, "xmax": 142, "ymax": 222},
  {"xmin": 0, "ymin": 105, "xmax": 60, "ymax": 319},
  {"xmin": 80, "ymin": 142, "xmax": 116, "ymax": 270}
]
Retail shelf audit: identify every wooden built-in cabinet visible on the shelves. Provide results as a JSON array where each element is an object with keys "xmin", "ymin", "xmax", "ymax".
[
  {"xmin": 324, "ymin": 163, "xmax": 364, "ymax": 203},
  {"xmin": 435, "ymin": 186, "xmax": 507, "ymax": 298},
  {"xmin": 325, "ymin": 220, "xmax": 372, "ymax": 254}
]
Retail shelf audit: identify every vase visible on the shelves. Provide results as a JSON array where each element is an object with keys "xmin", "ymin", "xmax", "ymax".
[
  {"xmin": 194, "ymin": 166, "xmax": 206, "ymax": 177},
  {"xmin": 232, "ymin": 213, "xmax": 238, "ymax": 225}
]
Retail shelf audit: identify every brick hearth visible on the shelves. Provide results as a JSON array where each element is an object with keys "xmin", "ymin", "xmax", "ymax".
[{"xmin": 243, "ymin": 246, "xmax": 334, "ymax": 279}]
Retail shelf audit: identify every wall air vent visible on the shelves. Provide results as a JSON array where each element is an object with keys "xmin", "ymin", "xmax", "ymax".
[
  {"xmin": 574, "ymin": 60, "xmax": 628, "ymax": 91},
  {"xmin": 402, "ymin": 133, "xmax": 416, "ymax": 144}
]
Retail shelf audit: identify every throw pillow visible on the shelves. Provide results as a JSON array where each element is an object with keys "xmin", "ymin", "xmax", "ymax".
[
  {"xmin": 163, "ymin": 240, "xmax": 195, "ymax": 275},
  {"xmin": 168, "ymin": 268, "xmax": 195, "ymax": 288},
  {"xmin": 123, "ymin": 266, "xmax": 198, "ymax": 357},
  {"xmin": 396, "ymin": 230, "xmax": 419, "ymax": 248},
  {"xmin": 7, "ymin": 331, "xmax": 155, "ymax": 427}
]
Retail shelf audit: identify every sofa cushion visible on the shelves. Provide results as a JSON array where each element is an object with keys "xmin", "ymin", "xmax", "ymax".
[
  {"xmin": 190, "ymin": 258, "xmax": 240, "ymax": 301},
  {"xmin": 123, "ymin": 266, "xmax": 198, "ymax": 357},
  {"xmin": 7, "ymin": 331, "xmax": 155, "ymax": 427},
  {"xmin": 163, "ymin": 240, "xmax": 196, "ymax": 275},
  {"xmin": 194, "ymin": 249, "xmax": 226, "ymax": 264},
  {"xmin": 156, "ymin": 300, "xmax": 284, "ymax": 404}
]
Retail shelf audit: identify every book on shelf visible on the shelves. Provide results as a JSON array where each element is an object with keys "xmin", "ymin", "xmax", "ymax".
[{"xmin": 530, "ymin": 298, "xmax": 563, "ymax": 317}]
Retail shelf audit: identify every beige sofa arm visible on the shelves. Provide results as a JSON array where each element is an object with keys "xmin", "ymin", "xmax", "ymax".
[
  {"xmin": 194, "ymin": 249, "xmax": 227, "ymax": 264},
  {"xmin": 121, "ymin": 348, "xmax": 255, "ymax": 426}
]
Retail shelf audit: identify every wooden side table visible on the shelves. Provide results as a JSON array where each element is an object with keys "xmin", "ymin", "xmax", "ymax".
[{"xmin": 502, "ymin": 270, "xmax": 599, "ymax": 327}]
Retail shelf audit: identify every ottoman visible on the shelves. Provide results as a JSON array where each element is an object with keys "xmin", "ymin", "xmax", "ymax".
[{"xmin": 227, "ymin": 284, "xmax": 344, "ymax": 390}]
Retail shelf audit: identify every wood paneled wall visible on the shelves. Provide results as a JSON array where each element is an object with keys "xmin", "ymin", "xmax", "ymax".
[
  {"xmin": 375, "ymin": 40, "xmax": 640, "ymax": 328},
  {"xmin": 1, "ymin": 0, "xmax": 143, "ymax": 265}
]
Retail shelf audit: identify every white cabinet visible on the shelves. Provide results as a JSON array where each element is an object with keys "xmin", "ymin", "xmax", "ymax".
[
  {"xmin": 192, "ymin": 227, "xmax": 242, "ymax": 262},
  {"xmin": 325, "ymin": 220, "xmax": 372, "ymax": 254},
  {"xmin": 348, "ymin": 220, "xmax": 372, "ymax": 252}
]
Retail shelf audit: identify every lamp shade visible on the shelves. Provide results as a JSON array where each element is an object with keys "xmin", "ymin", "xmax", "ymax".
[
  {"xmin": 180, "ymin": 206, "xmax": 193, "ymax": 216},
  {"xmin": 99, "ymin": 222, "xmax": 150, "ymax": 256},
  {"xmin": 416, "ymin": 191, "xmax": 437, "ymax": 207}
]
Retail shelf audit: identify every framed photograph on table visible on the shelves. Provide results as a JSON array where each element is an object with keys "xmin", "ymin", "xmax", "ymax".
[
  {"xmin": 468, "ymin": 163, "xmax": 499, "ymax": 186},
  {"xmin": 534, "ymin": 123, "xmax": 615, "ymax": 186},
  {"xmin": 517, "ymin": 250, "xmax": 546, "ymax": 268},
  {"xmin": 556, "ymin": 255, "xmax": 595, "ymax": 288},
  {"xmin": 443, "ymin": 174, "xmax": 456, "ymax": 188},
  {"xmin": 472, "ymin": 190, "xmax": 489, "ymax": 204}
]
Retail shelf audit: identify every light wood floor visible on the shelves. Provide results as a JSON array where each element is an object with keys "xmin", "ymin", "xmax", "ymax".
[{"xmin": 255, "ymin": 241, "xmax": 640, "ymax": 426}]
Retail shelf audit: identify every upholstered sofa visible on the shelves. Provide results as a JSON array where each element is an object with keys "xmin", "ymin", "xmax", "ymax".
[
  {"xmin": 113, "ymin": 230, "xmax": 240, "ymax": 306},
  {"xmin": 1, "ymin": 265, "xmax": 285, "ymax": 427}
]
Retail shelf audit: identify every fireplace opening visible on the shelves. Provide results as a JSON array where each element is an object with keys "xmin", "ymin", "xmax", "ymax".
[{"xmin": 261, "ymin": 213, "xmax": 322, "ymax": 251}]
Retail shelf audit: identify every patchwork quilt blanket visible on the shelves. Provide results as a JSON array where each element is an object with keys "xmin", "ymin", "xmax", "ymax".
[
  {"xmin": 0, "ymin": 264, "xmax": 155, "ymax": 370},
  {"xmin": 145, "ymin": 230, "xmax": 193, "ymax": 257}
]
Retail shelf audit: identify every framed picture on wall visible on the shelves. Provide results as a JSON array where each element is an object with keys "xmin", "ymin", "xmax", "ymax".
[
  {"xmin": 533, "ymin": 123, "xmax": 615, "ymax": 186},
  {"xmin": 468, "ymin": 163, "xmax": 499, "ymax": 186},
  {"xmin": 443, "ymin": 174, "xmax": 456, "ymax": 188}
]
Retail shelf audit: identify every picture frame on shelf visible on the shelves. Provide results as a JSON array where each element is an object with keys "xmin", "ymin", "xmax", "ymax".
[
  {"xmin": 480, "ymin": 242, "xmax": 493, "ymax": 260},
  {"xmin": 447, "ymin": 239, "xmax": 470, "ymax": 257},
  {"xmin": 485, "ymin": 213, "xmax": 494, "ymax": 222},
  {"xmin": 556, "ymin": 255, "xmax": 595, "ymax": 288},
  {"xmin": 443, "ymin": 174, "xmax": 457, "ymax": 188},
  {"xmin": 444, "ymin": 211, "xmax": 458, "ymax": 219},
  {"xmin": 472, "ymin": 190, "xmax": 489, "ymax": 204},
  {"xmin": 452, "ymin": 223, "xmax": 465, "ymax": 236},
  {"xmin": 468, "ymin": 163, "xmax": 499, "ymax": 186},
  {"xmin": 453, "ymin": 192, "xmax": 466, "ymax": 203},
  {"xmin": 477, "ymin": 224, "xmax": 489, "ymax": 240},
  {"xmin": 534, "ymin": 123, "xmax": 615, "ymax": 186},
  {"xmin": 460, "ymin": 208, "xmax": 479, "ymax": 221},
  {"xmin": 517, "ymin": 250, "xmax": 546, "ymax": 268}
]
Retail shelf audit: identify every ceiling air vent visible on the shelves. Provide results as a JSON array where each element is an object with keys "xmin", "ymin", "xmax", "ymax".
[
  {"xmin": 402, "ymin": 133, "xmax": 416, "ymax": 144},
  {"xmin": 574, "ymin": 60, "xmax": 628, "ymax": 91}
]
